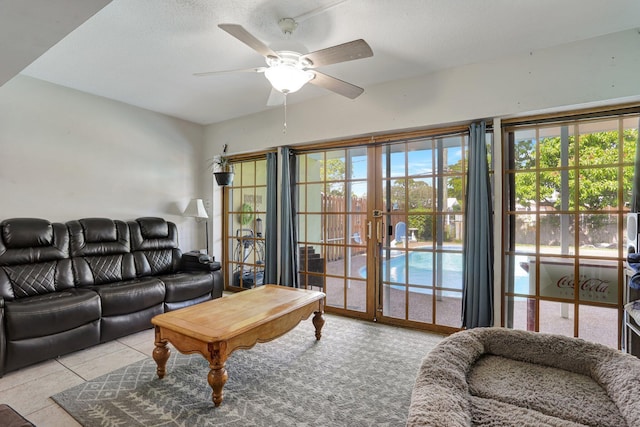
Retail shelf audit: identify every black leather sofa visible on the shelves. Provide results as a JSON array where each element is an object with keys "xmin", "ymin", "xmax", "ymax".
[{"xmin": 0, "ymin": 216, "xmax": 222, "ymax": 376}]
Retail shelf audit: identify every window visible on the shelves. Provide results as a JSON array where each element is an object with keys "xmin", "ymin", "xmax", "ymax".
[
  {"xmin": 223, "ymin": 158, "xmax": 267, "ymax": 289},
  {"xmin": 503, "ymin": 112, "xmax": 639, "ymax": 347}
]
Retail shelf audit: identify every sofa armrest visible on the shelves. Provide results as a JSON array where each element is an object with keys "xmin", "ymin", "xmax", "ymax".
[
  {"xmin": 181, "ymin": 252, "xmax": 221, "ymax": 273},
  {"xmin": 212, "ymin": 270, "xmax": 223, "ymax": 299},
  {"xmin": 0, "ymin": 296, "xmax": 5, "ymax": 376},
  {"xmin": 177, "ymin": 255, "xmax": 223, "ymax": 299}
]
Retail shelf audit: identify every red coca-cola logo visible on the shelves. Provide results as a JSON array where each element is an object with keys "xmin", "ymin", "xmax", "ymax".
[{"xmin": 556, "ymin": 275, "xmax": 609, "ymax": 293}]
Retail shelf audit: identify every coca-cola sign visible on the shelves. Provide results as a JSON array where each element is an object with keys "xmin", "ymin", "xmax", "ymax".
[{"xmin": 528, "ymin": 259, "xmax": 617, "ymax": 304}]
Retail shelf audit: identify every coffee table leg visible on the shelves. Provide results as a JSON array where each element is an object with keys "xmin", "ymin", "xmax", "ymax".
[
  {"xmin": 208, "ymin": 343, "xmax": 229, "ymax": 406},
  {"xmin": 208, "ymin": 362, "xmax": 228, "ymax": 406},
  {"xmin": 153, "ymin": 339, "xmax": 170, "ymax": 379},
  {"xmin": 313, "ymin": 310, "xmax": 325, "ymax": 340}
]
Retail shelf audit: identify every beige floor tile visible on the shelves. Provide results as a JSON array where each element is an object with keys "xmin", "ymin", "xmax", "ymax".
[
  {"xmin": 117, "ymin": 327, "xmax": 155, "ymax": 349},
  {"xmin": 0, "ymin": 359, "xmax": 66, "ymax": 391},
  {"xmin": 0, "ymin": 369, "xmax": 83, "ymax": 415},
  {"xmin": 69, "ymin": 346, "xmax": 148, "ymax": 381},
  {"xmin": 57, "ymin": 340, "xmax": 128, "ymax": 369},
  {"xmin": 24, "ymin": 402, "xmax": 82, "ymax": 427},
  {"xmin": 128, "ymin": 339, "xmax": 157, "ymax": 358}
]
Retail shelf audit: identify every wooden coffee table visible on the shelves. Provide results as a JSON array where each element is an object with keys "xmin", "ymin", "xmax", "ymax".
[{"xmin": 151, "ymin": 285, "xmax": 325, "ymax": 406}]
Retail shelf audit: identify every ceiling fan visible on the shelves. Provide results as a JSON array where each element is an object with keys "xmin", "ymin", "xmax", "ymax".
[{"xmin": 194, "ymin": 20, "xmax": 373, "ymax": 103}]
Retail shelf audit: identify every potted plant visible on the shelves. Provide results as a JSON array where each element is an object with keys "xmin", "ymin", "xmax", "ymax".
[{"xmin": 211, "ymin": 144, "xmax": 234, "ymax": 186}]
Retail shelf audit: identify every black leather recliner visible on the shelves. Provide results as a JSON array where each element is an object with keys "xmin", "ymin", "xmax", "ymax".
[
  {"xmin": 67, "ymin": 218, "xmax": 166, "ymax": 342},
  {"xmin": 0, "ymin": 218, "xmax": 101, "ymax": 373},
  {"xmin": 129, "ymin": 217, "xmax": 217, "ymax": 312}
]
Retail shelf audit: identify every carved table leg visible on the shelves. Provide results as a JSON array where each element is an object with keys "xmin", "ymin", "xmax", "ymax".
[
  {"xmin": 208, "ymin": 342, "xmax": 228, "ymax": 406},
  {"xmin": 208, "ymin": 364, "xmax": 228, "ymax": 407},
  {"xmin": 153, "ymin": 339, "xmax": 170, "ymax": 379},
  {"xmin": 313, "ymin": 310, "xmax": 325, "ymax": 340}
]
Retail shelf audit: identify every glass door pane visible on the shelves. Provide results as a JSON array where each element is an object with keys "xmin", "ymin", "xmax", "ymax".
[
  {"xmin": 377, "ymin": 136, "xmax": 466, "ymax": 330},
  {"xmin": 297, "ymin": 148, "xmax": 370, "ymax": 315}
]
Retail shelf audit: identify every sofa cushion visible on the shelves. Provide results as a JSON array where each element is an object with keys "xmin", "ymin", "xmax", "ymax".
[
  {"xmin": 99, "ymin": 305, "xmax": 163, "ymax": 343},
  {"xmin": 0, "ymin": 259, "xmax": 75, "ymax": 299},
  {"xmin": 68, "ymin": 218, "xmax": 130, "ymax": 257},
  {"xmin": 5, "ymin": 288, "xmax": 101, "ymax": 340},
  {"xmin": 68, "ymin": 219, "xmax": 136, "ymax": 286},
  {"xmin": 0, "ymin": 219, "xmax": 69, "ymax": 263},
  {"xmin": 160, "ymin": 272, "xmax": 214, "ymax": 303},
  {"xmin": 72, "ymin": 254, "xmax": 136, "ymax": 286},
  {"xmin": 89, "ymin": 278, "xmax": 165, "ymax": 317},
  {"xmin": 129, "ymin": 218, "xmax": 181, "ymax": 276},
  {"xmin": 133, "ymin": 249, "xmax": 180, "ymax": 276},
  {"xmin": 1, "ymin": 219, "xmax": 52, "ymax": 249},
  {"xmin": 164, "ymin": 293, "xmax": 211, "ymax": 312},
  {"xmin": 130, "ymin": 217, "xmax": 177, "ymax": 251},
  {"xmin": 0, "ymin": 219, "xmax": 73, "ymax": 300},
  {"xmin": 138, "ymin": 217, "xmax": 169, "ymax": 239},
  {"xmin": 6, "ymin": 321, "xmax": 100, "ymax": 373}
]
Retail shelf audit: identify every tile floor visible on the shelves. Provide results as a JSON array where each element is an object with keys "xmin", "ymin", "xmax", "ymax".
[{"xmin": 0, "ymin": 328, "xmax": 156, "ymax": 426}]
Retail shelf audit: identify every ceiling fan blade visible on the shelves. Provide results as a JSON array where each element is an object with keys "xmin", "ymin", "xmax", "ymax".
[
  {"xmin": 218, "ymin": 24, "xmax": 278, "ymax": 59},
  {"xmin": 301, "ymin": 39, "xmax": 373, "ymax": 68},
  {"xmin": 266, "ymin": 88, "xmax": 285, "ymax": 106},
  {"xmin": 309, "ymin": 71, "xmax": 364, "ymax": 99},
  {"xmin": 193, "ymin": 67, "xmax": 266, "ymax": 77}
]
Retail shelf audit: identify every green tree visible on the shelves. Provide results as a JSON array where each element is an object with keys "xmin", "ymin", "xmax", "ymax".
[
  {"xmin": 514, "ymin": 129, "xmax": 637, "ymax": 210},
  {"xmin": 320, "ymin": 158, "xmax": 346, "ymax": 196},
  {"xmin": 409, "ymin": 209, "xmax": 433, "ymax": 241},
  {"xmin": 447, "ymin": 156, "xmax": 466, "ymax": 203}
]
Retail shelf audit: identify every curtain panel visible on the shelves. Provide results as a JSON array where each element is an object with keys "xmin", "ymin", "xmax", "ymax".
[
  {"xmin": 264, "ymin": 152, "xmax": 278, "ymax": 284},
  {"xmin": 279, "ymin": 147, "xmax": 299, "ymax": 287},
  {"xmin": 462, "ymin": 121, "xmax": 494, "ymax": 328}
]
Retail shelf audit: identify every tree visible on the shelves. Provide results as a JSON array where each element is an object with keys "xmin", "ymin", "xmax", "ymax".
[
  {"xmin": 513, "ymin": 129, "xmax": 638, "ymax": 210},
  {"xmin": 320, "ymin": 158, "xmax": 346, "ymax": 196}
]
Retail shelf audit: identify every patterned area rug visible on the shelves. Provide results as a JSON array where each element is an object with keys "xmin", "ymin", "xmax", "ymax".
[{"xmin": 52, "ymin": 314, "xmax": 443, "ymax": 426}]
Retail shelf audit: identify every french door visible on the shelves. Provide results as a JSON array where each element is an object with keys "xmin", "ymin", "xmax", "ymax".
[{"xmin": 296, "ymin": 132, "xmax": 468, "ymax": 333}]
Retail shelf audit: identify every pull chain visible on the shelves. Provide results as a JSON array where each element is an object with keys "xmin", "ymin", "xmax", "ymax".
[{"xmin": 282, "ymin": 92, "xmax": 288, "ymax": 134}]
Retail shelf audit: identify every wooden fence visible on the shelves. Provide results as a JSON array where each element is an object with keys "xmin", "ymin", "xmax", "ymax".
[{"xmin": 319, "ymin": 194, "xmax": 405, "ymax": 262}]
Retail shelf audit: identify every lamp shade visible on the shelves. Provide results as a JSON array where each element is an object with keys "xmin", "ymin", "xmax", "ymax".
[
  {"xmin": 265, "ymin": 65, "xmax": 313, "ymax": 94},
  {"xmin": 183, "ymin": 198, "xmax": 208, "ymax": 218}
]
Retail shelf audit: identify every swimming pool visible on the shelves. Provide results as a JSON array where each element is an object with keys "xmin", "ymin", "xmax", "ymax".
[{"xmin": 359, "ymin": 251, "xmax": 529, "ymax": 295}]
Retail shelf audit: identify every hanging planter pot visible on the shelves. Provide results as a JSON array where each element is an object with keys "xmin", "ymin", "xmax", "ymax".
[
  {"xmin": 214, "ymin": 171, "xmax": 234, "ymax": 186},
  {"xmin": 210, "ymin": 144, "xmax": 234, "ymax": 186}
]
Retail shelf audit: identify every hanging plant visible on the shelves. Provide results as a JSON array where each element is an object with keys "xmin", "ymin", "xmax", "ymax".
[
  {"xmin": 239, "ymin": 203, "xmax": 254, "ymax": 225},
  {"xmin": 209, "ymin": 143, "xmax": 234, "ymax": 186}
]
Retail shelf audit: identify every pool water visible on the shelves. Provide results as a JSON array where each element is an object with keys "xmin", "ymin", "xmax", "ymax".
[{"xmin": 360, "ymin": 251, "xmax": 529, "ymax": 296}]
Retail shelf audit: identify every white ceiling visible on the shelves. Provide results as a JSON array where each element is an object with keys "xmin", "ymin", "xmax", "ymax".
[{"xmin": 17, "ymin": 0, "xmax": 640, "ymax": 125}]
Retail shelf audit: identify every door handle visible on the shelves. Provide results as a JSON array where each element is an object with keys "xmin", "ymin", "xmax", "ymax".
[{"xmin": 367, "ymin": 221, "xmax": 372, "ymax": 240}]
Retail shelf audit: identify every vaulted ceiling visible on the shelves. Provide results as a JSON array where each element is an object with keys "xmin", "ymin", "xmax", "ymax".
[{"xmin": 7, "ymin": 0, "xmax": 640, "ymax": 125}]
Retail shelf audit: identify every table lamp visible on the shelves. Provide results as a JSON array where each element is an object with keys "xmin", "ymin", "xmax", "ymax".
[{"xmin": 184, "ymin": 198, "xmax": 209, "ymax": 254}]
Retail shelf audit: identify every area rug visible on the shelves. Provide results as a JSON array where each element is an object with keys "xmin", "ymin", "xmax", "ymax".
[{"xmin": 52, "ymin": 314, "xmax": 443, "ymax": 426}]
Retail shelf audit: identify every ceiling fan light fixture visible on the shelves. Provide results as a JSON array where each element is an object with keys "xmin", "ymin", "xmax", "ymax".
[{"xmin": 264, "ymin": 64, "xmax": 313, "ymax": 94}]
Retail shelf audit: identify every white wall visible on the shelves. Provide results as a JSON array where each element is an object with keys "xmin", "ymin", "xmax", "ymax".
[
  {"xmin": 0, "ymin": 75, "xmax": 208, "ymax": 252},
  {"xmin": 204, "ymin": 29, "xmax": 640, "ymax": 154}
]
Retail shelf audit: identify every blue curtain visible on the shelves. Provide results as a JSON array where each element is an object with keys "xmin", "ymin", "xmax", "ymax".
[
  {"xmin": 279, "ymin": 147, "xmax": 299, "ymax": 287},
  {"xmin": 263, "ymin": 152, "xmax": 278, "ymax": 284},
  {"xmin": 462, "ymin": 121, "xmax": 494, "ymax": 328}
]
